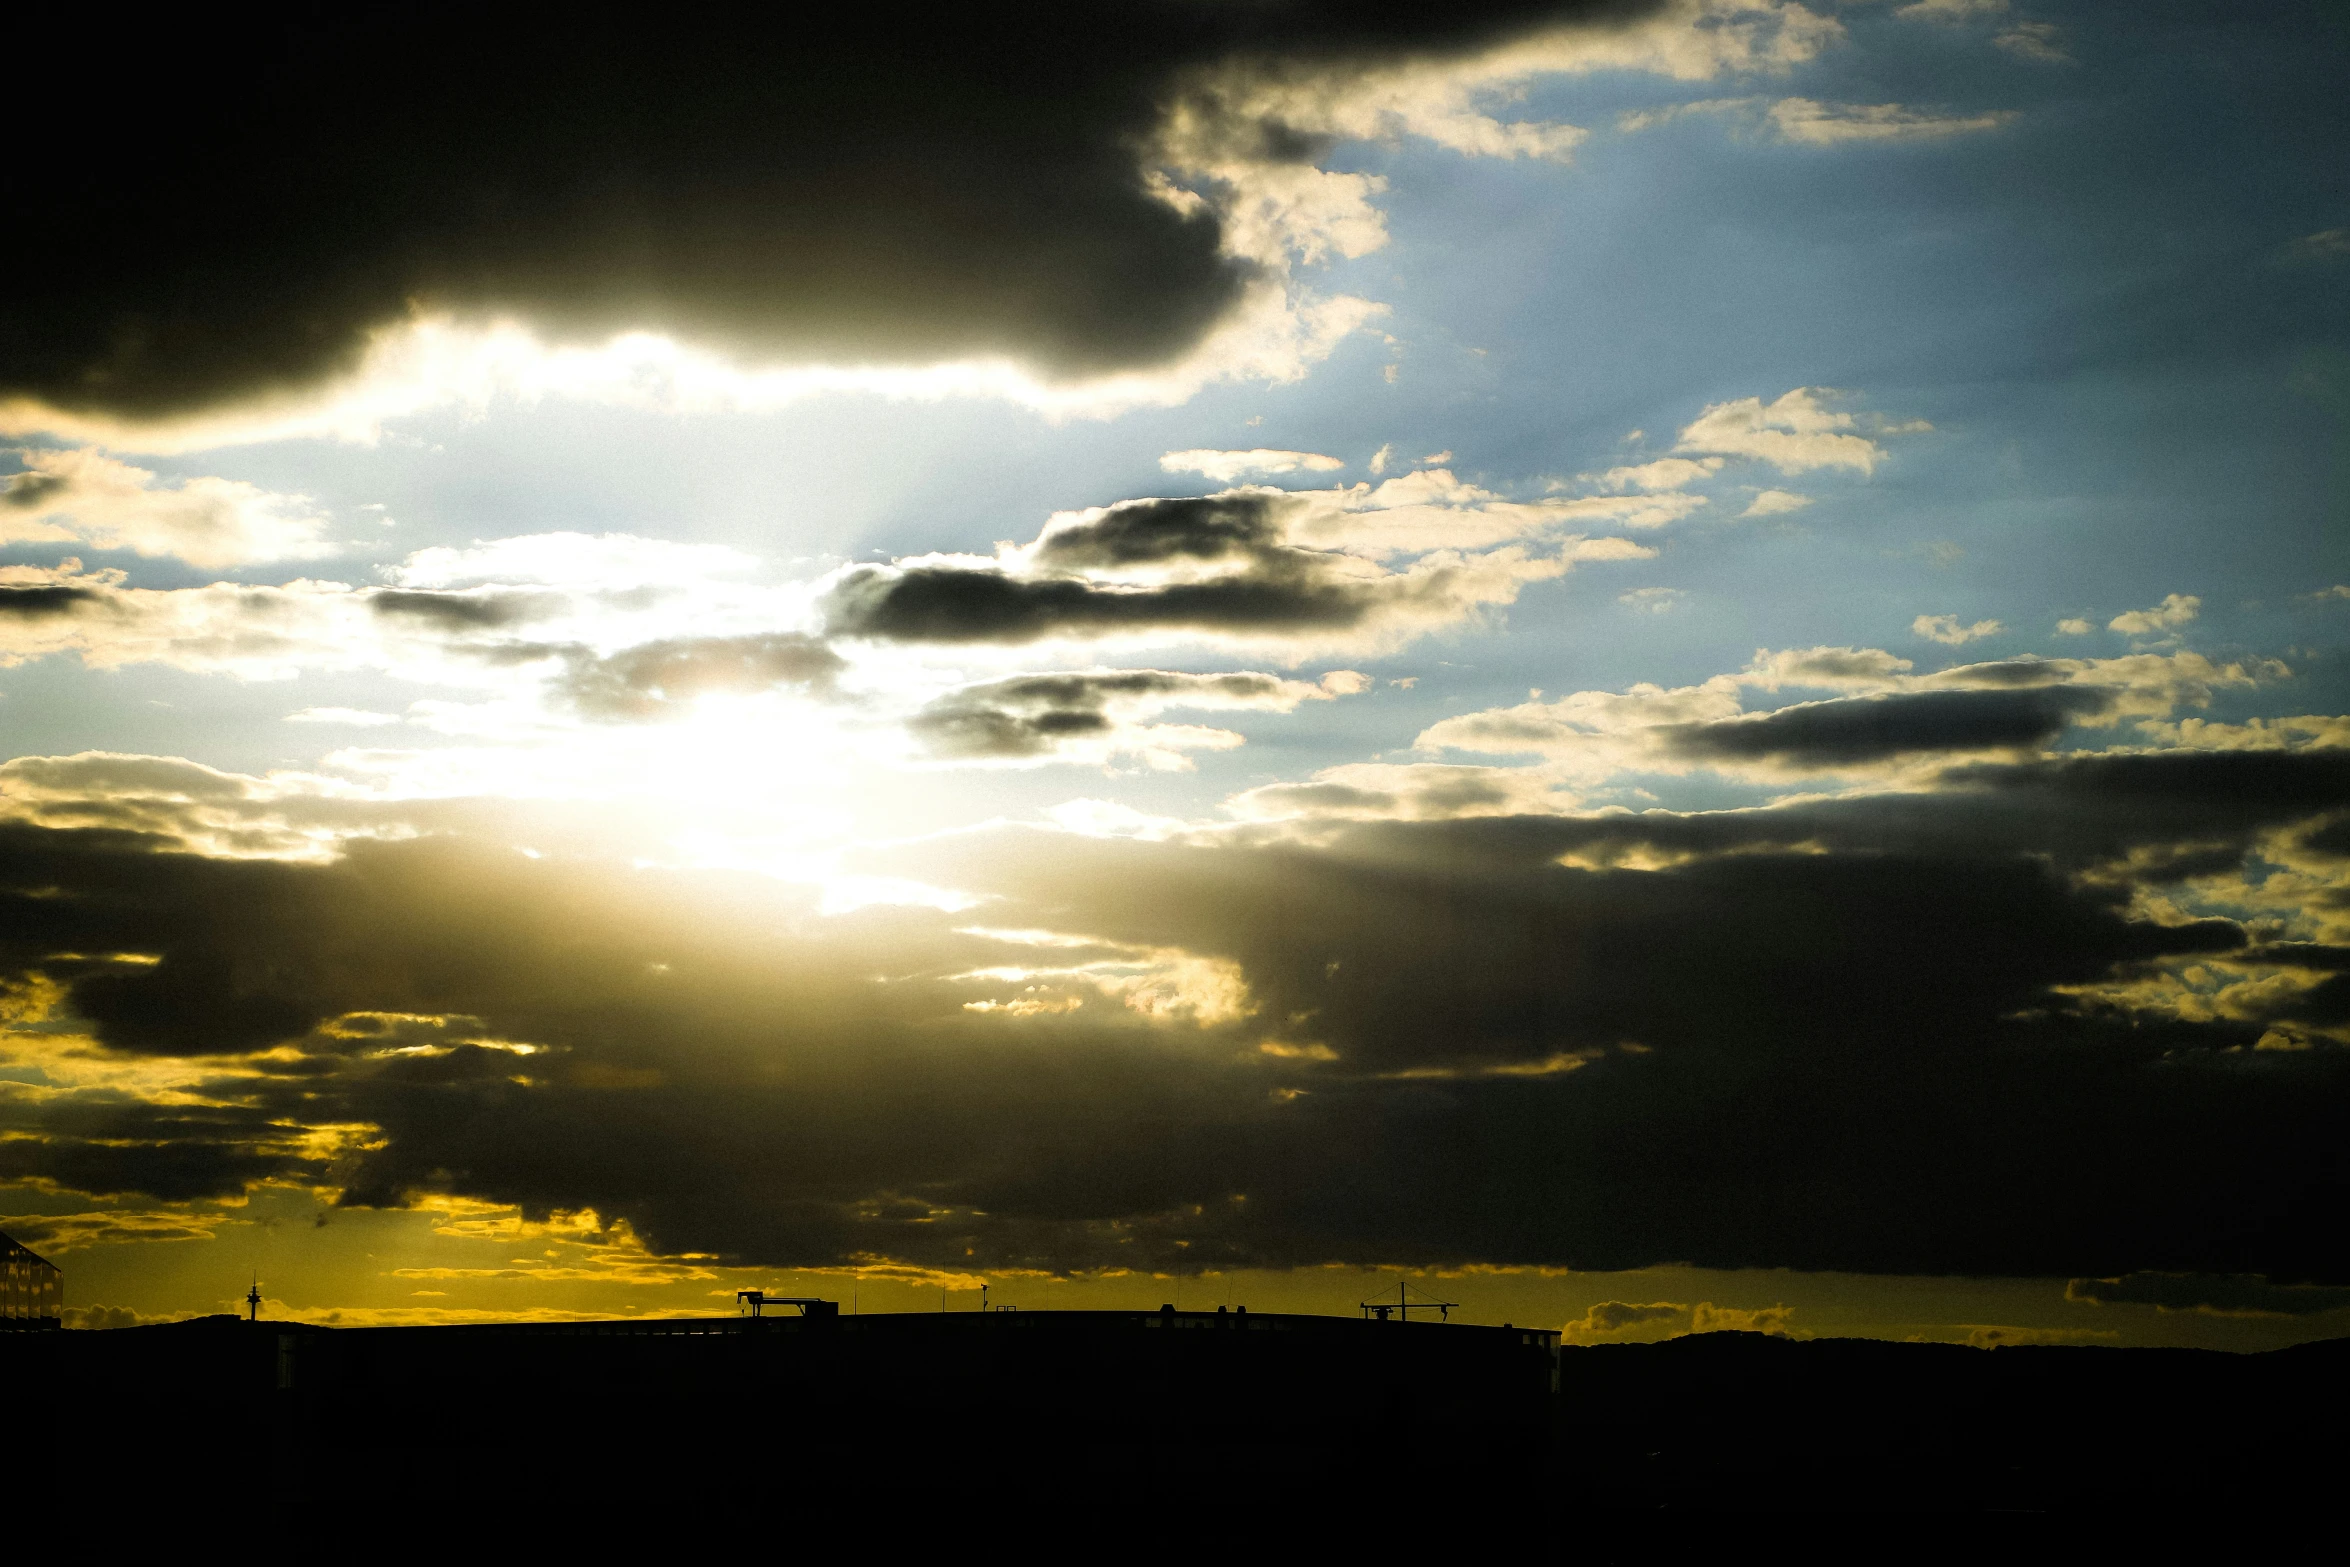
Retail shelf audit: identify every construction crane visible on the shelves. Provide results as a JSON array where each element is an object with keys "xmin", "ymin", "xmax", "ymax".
[{"xmin": 735, "ymin": 1289, "xmax": 837, "ymax": 1318}]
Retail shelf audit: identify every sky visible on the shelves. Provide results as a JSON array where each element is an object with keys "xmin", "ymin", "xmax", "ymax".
[{"xmin": 3, "ymin": 0, "xmax": 2348, "ymax": 1350}]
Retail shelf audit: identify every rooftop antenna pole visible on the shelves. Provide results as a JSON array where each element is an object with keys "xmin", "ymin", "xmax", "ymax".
[{"xmin": 1359, "ymin": 1275, "xmax": 1457, "ymax": 1324}]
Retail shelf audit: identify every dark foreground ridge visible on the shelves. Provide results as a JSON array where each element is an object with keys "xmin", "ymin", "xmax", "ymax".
[{"xmin": 11, "ymin": 1310, "xmax": 2348, "ymax": 1516}]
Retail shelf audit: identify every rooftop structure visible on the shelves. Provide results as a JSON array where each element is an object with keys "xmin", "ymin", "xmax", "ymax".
[{"xmin": 0, "ymin": 1229, "xmax": 60, "ymax": 1330}]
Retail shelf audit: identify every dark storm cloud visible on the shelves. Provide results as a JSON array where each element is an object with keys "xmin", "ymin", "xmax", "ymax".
[
  {"xmin": 3, "ymin": 2, "xmax": 1657, "ymax": 419},
  {"xmin": 886, "ymin": 782, "xmax": 2347, "ymax": 1282},
  {"xmin": 1951, "ymin": 749, "xmax": 2350, "ymax": 831},
  {"xmin": 2, "ymin": 739, "xmax": 2345, "ymax": 1281},
  {"xmin": 914, "ymin": 821, "xmax": 2245, "ymax": 1082},
  {"xmin": 0, "ymin": 833, "xmax": 339, "ymax": 1056},
  {"xmin": 909, "ymin": 670, "xmax": 1298, "ymax": 759},
  {"xmin": 550, "ymin": 633, "xmax": 847, "ymax": 720},
  {"xmin": 1661, "ymin": 686, "xmax": 2116, "ymax": 767}
]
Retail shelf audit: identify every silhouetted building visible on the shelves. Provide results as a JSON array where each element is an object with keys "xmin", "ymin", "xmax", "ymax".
[
  {"xmin": 8, "ymin": 1305, "xmax": 2350, "ymax": 1516},
  {"xmin": 15, "ymin": 1305, "xmax": 1559, "ymax": 1505},
  {"xmin": 0, "ymin": 1229, "xmax": 60, "ymax": 1330}
]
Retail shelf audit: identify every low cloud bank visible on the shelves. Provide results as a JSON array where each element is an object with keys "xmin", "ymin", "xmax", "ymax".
[{"xmin": 2, "ymin": 734, "xmax": 2345, "ymax": 1281}]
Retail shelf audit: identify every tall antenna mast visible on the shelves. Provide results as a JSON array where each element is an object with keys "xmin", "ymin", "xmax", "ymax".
[
  {"xmin": 246, "ymin": 1277, "xmax": 262, "ymax": 1322},
  {"xmin": 1359, "ymin": 1278, "xmax": 1457, "ymax": 1323}
]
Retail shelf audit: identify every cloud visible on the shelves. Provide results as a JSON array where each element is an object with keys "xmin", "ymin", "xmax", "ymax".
[
  {"xmin": 1661, "ymin": 686, "xmax": 2110, "ymax": 769},
  {"xmin": 1766, "ymin": 99, "xmax": 2017, "ymax": 145},
  {"xmin": 820, "ymin": 488, "xmax": 1646, "ymax": 653},
  {"xmin": 1424, "ymin": 682, "xmax": 2111, "ymax": 779},
  {"xmin": 2129, "ymin": 714, "xmax": 2350, "ymax": 754},
  {"xmin": 1224, "ymin": 766, "xmax": 1512, "ymax": 828},
  {"xmin": 1321, "ymin": 468, "xmax": 1703, "ymax": 548},
  {"xmin": 1914, "ymin": 614, "xmax": 2003, "ymax": 645},
  {"xmin": 0, "ymin": 751, "xmax": 402, "ymax": 858},
  {"xmin": 61, "ymin": 1303, "xmax": 185, "ymax": 1331},
  {"xmin": 0, "ymin": 724, "xmax": 2346, "ymax": 1279},
  {"xmin": 906, "ymin": 668, "xmax": 1357, "ymax": 767},
  {"xmin": 369, "ymin": 589, "xmax": 567, "ymax": 633},
  {"xmin": 0, "ymin": 1208, "xmax": 221, "ymax": 1252},
  {"xmin": 1225, "ymin": 761, "xmax": 1580, "ymax": 823},
  {"xmin": 2055, "ymin": 618, "xmax": 2093, "ymax": 636},
  {"xmin": 0, "ymin": 536, "xmax": 824, "ymax": 708},
  {"xmin": 2282, "ymin": 229, "xmax": 2350, "ymax": 265},
  {"xmin": 1020, "ymin": 493, "xmax": 1288, "ymax": 574},
  {"xmin": 2, "ymin": 447, "xmax": 333, "ymax": 567},
  {"xmin": 10, "ymin": 9, "xmax": 1254, "ymax": 421},
  {"xmin": 3, "ymin": 2, "xmax": 1863, "ymax": 442},
  {"xmin": 1410, "ymin": 645, "xmax": 2283, "ymax": 785},
  {"xmin": 1887, "ymin": 0, "xmax": 2070, "ymax": 64},
  {"xmin": 550, "ymin": 634, "xmax": 846, "ymax": 721},
  {"xmin": 1741, "ymin": 489, "xmax": 1812, "ymax": 517},
  {"xmin": 0, "ymin": 580, "xmax": 102, "ymax": 621},
  {"xmin": 2110, "ymin": 595, "xmax": 2201, "ymax": 636},
  {"xmin": 1620, "ymin": 587, "xmax": 1684, "ymax": 613},
  {"xmin": 1993, "ymin": 22, "xmax": 2070, "ymax": 63},
  {"xmin": 0, "ymin": 488, "xmax": 1629, "ymax": 759},
  {"xmin": 2065, "ymin": 1273, "xmax": 2350, "ymax": 1318},
  {"xmin": 1619, "ymin": 92, "xmax": 2014, "ymax": 147},
  {"xmin": 1895, "ymin": 0, "xmax": 2006, "ymax": 18},
  {"xmin": 1563, "ymin": 1300, "xmax": 1687, "ymax": 1340},
  {"xmin": 1675, "ymin": 388, "xmax": 1914, "ymax": 475},
  {"xmin": 823, "ymin": 553, "xmax": 1477, "ymax": 650},
  {"xmin": 1598, "ymin": 456, "xmax": 1723, "ymax": 492},
  {"xmin": 1160, "ymin": 449, "xmax": 1345, "ymax": 482},
  {"xmin": 1691, "ymin": 1302, "xmax": 1794, "ymax": 1335},
  {"xmin": 1835, "ymin": 645, "xmax": 2276, "ymax": 712},
  {"xmin": 0, "ymin": 557, "xmax": 659, "ymax": 692},
  {"xmin": 1614, "ymin": 96, "xmax": 1756, "ymax": 135},
  {"xmin": 1741, "ymin": 645, "xmax": 1916, "ymax": 690},
  {"xmin": 0, "ymin": 562, "xmax": 373, "ymax": 680},
  {"xmin": 1155, "ymin": 0, "xmax": 1843, "ymax": 291}
]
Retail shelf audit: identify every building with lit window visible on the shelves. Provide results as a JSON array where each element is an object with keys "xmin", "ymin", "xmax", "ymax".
[{"xmin": 1, "ymin": 1229, "xmax": 60, "ymax": 1329}]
